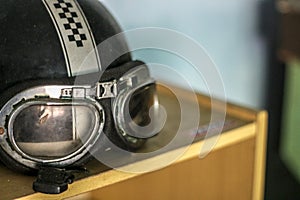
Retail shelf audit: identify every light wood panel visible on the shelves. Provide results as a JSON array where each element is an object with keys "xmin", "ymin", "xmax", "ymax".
[
  {"xmin": 89, "ymin": 138, "xmax": 255, "ymax": 200},
  {"xmin": 252, "ymin": 111, "xmax": 268, "ymax": 200}
]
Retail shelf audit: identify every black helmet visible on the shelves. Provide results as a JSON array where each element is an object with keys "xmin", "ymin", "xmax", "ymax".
[{"xmin": 0, "ymin": 0, "xmax": 157, "ymax": 186}]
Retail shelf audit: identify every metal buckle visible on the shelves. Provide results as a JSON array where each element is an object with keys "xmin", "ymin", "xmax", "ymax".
[
  {"xmin": 60, "ymin": 88, "xmax": 86, "ymax": 99},
  {"xmin": 96, "ymin": 80, "xmax": 117, "ymax": 99}
]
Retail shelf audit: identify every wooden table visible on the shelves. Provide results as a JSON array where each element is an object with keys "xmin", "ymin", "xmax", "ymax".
[{"xmin": 0, "ymin": 85, "xmax": 267, "ymax": 200}]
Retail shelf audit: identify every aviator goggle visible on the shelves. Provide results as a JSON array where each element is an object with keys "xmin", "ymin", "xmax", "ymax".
[{"xmin": 0, "ymin": 62, "xmax": 158, "ymax": 170}]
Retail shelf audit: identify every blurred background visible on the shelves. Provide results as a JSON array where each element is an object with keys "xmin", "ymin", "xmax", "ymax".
[
  {"xmin": 100, "ymin": 0, "xmax": 300, "ymax": 199},
  {"xmin": 101, "ymin": 0, "xmax": 267, "ymax": 109}
]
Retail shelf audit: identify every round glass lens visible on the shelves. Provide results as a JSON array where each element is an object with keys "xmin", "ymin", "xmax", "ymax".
[
  {"xmin": 122, "ymin": 83, "xmax": 158, "ymax": 139},
  {"xmin": 13, "ymin": 104, "xmax": 97, "ymax": 159}
]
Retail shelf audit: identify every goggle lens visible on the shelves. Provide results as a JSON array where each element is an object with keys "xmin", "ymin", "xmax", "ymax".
[{"xmin": 13, "ymin": 104, "xmax": 98, "ymax": 159}]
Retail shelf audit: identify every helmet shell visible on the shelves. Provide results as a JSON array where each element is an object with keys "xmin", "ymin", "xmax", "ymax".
[{"xmin": 0, "ymin": 0, "xmax": 131, "ymax": 93}]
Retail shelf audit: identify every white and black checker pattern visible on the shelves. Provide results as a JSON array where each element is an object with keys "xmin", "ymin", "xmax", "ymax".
[
  {"xmin": 53, "ymin": 0, "xmax": 87, "ymax": 47},
  {"xmin": 43, "ymin": 0, "xmax": 101, "ymax": 76}
]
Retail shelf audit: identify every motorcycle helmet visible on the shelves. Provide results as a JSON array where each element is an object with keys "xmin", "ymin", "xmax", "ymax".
[{"xmin": 0, "ymin": 0, "xmax": 158, "ymax": 193}]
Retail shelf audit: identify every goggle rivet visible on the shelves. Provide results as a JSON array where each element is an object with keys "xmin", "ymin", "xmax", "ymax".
[{"xmin": 0, "ymin": 127, "xmax": 5, "ymax": 135}]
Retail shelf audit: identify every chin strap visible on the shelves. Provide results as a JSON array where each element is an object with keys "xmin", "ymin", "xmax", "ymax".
[{"xmin": 33, "ymin": 167, "xmax": 75, "ymax": 194}]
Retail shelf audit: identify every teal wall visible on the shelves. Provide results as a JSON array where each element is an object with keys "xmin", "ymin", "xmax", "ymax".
[{"xmin": 100, "ymin": 0, "xmax": 267, "ymax": 108}]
